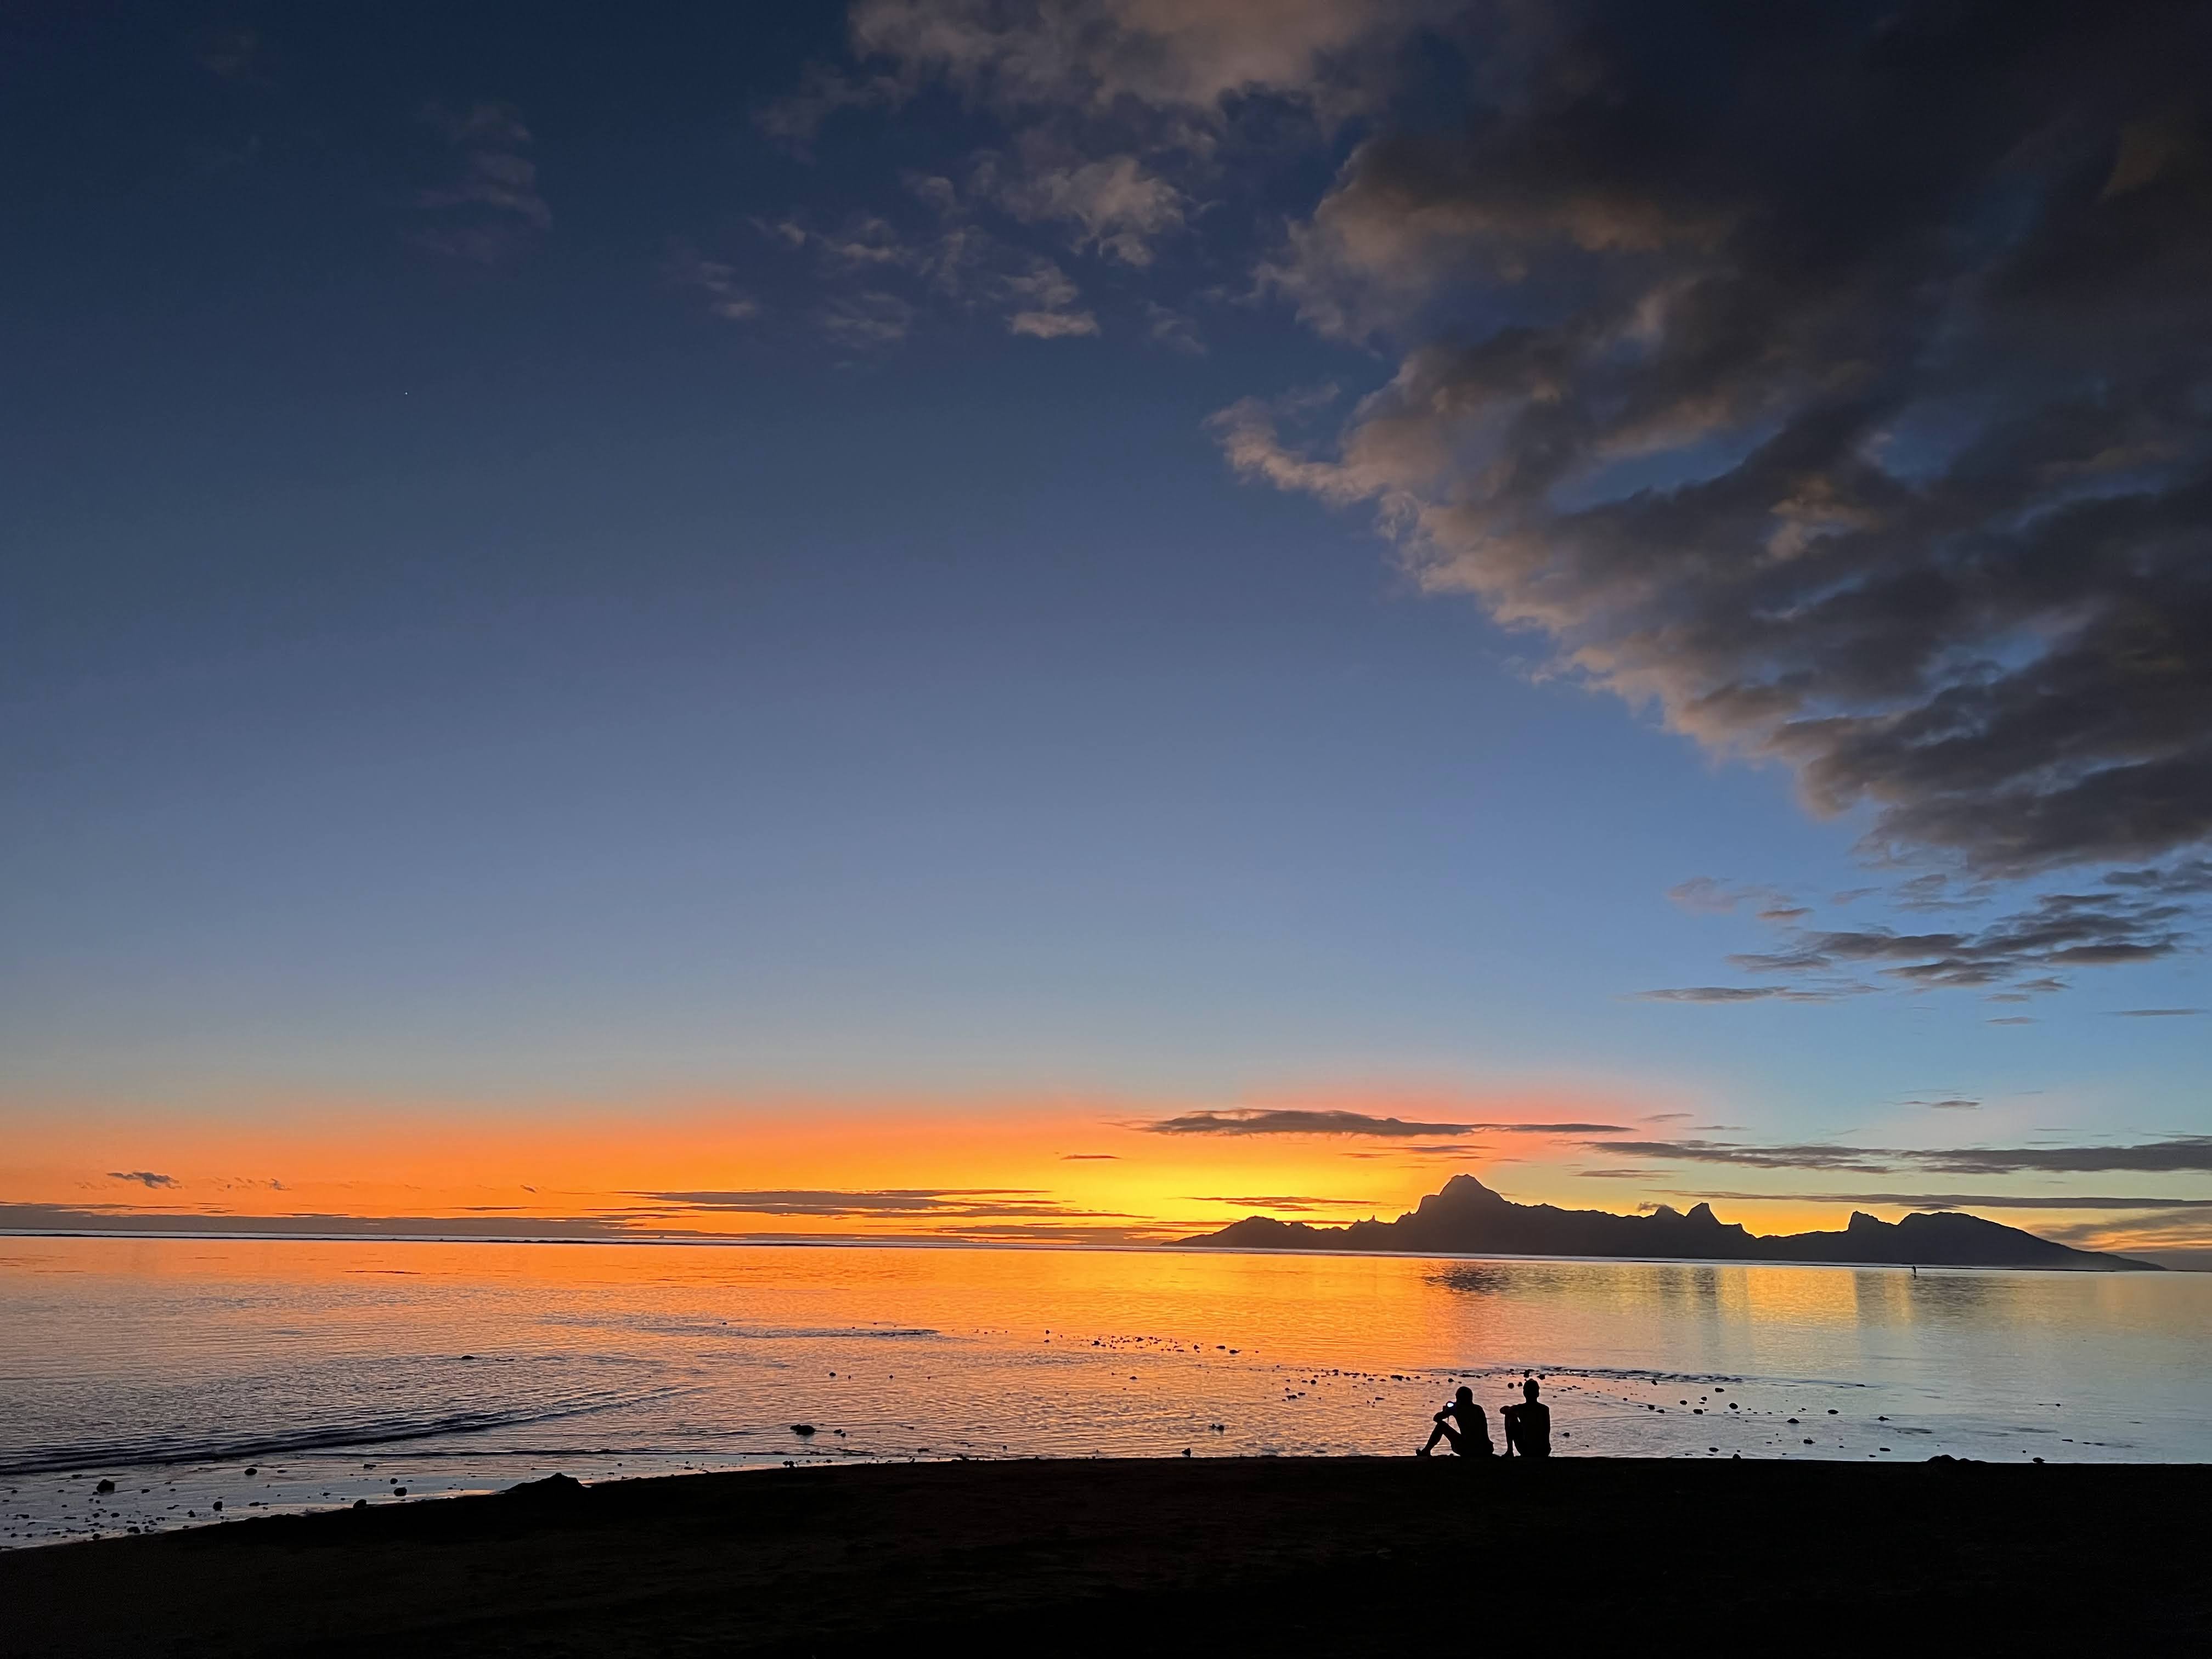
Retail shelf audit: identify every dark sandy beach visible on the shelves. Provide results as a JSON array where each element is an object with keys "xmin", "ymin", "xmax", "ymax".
[{"xmin": 4, "ymin": 1457, "xmax": 2205, "ymax": 1656}]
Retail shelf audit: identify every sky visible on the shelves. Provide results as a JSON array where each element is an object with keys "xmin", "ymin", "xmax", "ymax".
[{"xmin": 3, "ymin": 1, "xmax": 2209, "ymax": 1263}]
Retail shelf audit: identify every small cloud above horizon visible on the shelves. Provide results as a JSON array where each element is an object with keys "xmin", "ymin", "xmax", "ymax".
[
  {"xmin": 108, "ymin": 1170, "xmax": 179, "ymax": 1189},
  {"xmin": 1142, "ymin": 1109, "xmax": 1627, "ymax": 1138}
]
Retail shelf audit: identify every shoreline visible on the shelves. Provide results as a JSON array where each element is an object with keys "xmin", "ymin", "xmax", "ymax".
[
  {"xmin": 3, "ymin": 1457, "xmax": 2205, "ymax": 1655},
  {"xmin": 0, "ymin": 1226, "xmax": 2182, "ymax": 1270}
]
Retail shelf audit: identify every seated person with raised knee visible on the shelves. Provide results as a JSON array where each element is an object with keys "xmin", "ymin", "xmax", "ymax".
[
  {"xmin": 1417, "ymin": 1385, "xmax": 1493, "ymax": 1458},
  {"xmin": 1503, "ymin": 1378, "xmax": 1550, "ymax": 1458}
]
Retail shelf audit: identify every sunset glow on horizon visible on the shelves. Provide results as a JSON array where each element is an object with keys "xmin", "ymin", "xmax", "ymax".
[{"xmin": 6, "ymin": 1080, "xmax": 2202, "ymax": 1259}]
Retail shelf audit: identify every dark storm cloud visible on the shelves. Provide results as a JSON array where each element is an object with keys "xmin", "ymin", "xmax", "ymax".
[
  {"xmin": 1602, "ymin": 1136, "xmax": 2212, "ymax": 1175},
  {"xmin": 1141, "ymin": 1110, "xmax": 1626, "ymax": 1137},
  {"xmin": 107, "ymin": 1170, "xmax": 178, "ymax": 1189},
  {"xmin": 1218, "ymin": 1, "xmax": 2212, "ymax": 898}
]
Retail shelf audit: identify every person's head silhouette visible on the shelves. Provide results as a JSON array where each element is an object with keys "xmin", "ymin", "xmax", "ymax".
[
  {"xmin": 1455, "ymin": 1386, "xmax": 1474, "ymax": 1406},
  {"xmin": 1523, "ymin": 1378, "xmax": 1541, "ymax": 1402}
]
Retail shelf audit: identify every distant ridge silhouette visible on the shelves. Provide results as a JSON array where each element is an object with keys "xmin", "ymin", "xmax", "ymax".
[{"xmin": 1185, "ymin": 1175, "xmax": 2157, "ymax": 1269}]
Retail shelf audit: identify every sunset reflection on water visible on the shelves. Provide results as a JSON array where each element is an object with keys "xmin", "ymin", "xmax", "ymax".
[{"xmin": 3, "ymin": 1235, "xmax": 2205, "ymax": 1545}]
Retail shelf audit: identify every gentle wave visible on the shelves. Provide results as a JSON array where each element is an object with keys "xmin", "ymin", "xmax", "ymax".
[{"xmin": 0, "ymin": 1389, "xmax": 687, "ymax": 1477}]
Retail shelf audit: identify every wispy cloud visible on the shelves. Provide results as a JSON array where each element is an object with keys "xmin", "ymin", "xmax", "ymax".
[
  {"xmin": 665, "ymin": 245, "xmax": 761, "ymax": 321},
  {"xmin": 1146, "ymin": 1109, "xmax": 1472, "ymax": 1137},
  {"xmin": 1001, "ymin": 256, "xmax": 1096, "ymax": 337},
  {"xmin": 977, "ymin": 145, "xmax": 1186, "ymax": 267},
  {"xmin": 754, "ymin": 63, "xmax": 906, "ymax": 153},
  {"xmin": 196, "ymin": 26, "xmax": 266, "ymax": 84},
  {"xmin": 1142, "ymin": 1110, "xmax": 1626, "ymax": 1138},
  {"xmin": 1, "ymin": 1203, "xmax": 630, "ymax": 1240},
  {"xmin": 2035, "ymin": 1210, "xmax": 2212, "ymax": 1255},
  {"xmin": 1647, "ymin": 876, "xmax": 2199, "ymax": 1005},
  {"xmin": 1599, "ymin": 1137, "xmax": 2212, "ymax": 1176},
  {"xmin": 1008, "ymin": 307, "xmax": 1099, "ymax": 338},
  {"xmin": 759, "ymin": 211, "xmax": 1097, "ymax": 345},
  {"xmin": 1142, "ymin": 301, "xmax": 1204, "ymax": 354},
  {"xmin": 637, "ymin": 1188, "xmax": 1128, "ymax": 1221},
  {"xmin": 1635, "ymin": 985, "xmax": 1865, "ymax": 1004},
  {"xmin": 414, "ymin": 101, "xmax": 548, "ymax": 262},
  {"xmin": 1728, "ymin": 890, "xmax": 2193, "ymax": 992},
  {"xmin": 821, "ymin": 290, "xmax": 918, "ymax": 347},
  {"xmin": 1678, "ymin": 1190, "xmax": 2212, "ymax": 1212},
  {"xmin": 107, "ymin": 1170, "xmax": 178, "ymax": 1189},
  {"xmin": 0, "ymin": 1199, "xmax": 1182, "ymax": 1249},
  {"xmin": 1667, "ymin": 878, "xmax": 1795, "ymax": 916}
]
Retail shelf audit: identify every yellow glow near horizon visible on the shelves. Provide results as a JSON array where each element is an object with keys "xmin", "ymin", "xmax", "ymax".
[{"xmin": 1, "ymin": 1086, "xmax": 2199, "ymax": 1257}]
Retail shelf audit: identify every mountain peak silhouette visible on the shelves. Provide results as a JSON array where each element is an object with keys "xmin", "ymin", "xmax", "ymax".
[{"xmin": 1186, "ymin": 1180, "xmax": 2154, "ymax": 1269}]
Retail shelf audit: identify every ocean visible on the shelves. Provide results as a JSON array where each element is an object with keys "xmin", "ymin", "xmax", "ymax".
[{"xmin": 3, "ymin": 1234, "xmax": 2207, "ymax": 1546}]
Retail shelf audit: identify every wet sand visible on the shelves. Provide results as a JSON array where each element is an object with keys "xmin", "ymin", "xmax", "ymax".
[{"xmin": 3, "ymin": 1457, "xmax": 2205, "ymax": 1655}]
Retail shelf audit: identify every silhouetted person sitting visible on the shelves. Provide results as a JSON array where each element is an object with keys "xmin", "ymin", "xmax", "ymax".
[
  {"xmin": 1502, "ymin": 1378, "xmax": 1550, "ymax": 1457},
  {"xmin": 1417, "ymin": 1386, "xmax": 1493, "ymax": 1457}
]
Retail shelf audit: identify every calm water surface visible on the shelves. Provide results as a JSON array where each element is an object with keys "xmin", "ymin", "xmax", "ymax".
[{"xmin": 3, "ymin": 1235, "xmax": 2206, "ymax": 1546}]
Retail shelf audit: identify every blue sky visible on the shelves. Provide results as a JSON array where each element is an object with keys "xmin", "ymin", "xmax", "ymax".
[{"xmin": 3, "ymin": 2, "xmax": 2208, "ymax": 1257}]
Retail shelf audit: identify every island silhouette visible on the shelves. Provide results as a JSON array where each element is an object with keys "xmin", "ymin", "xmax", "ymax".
[{"xmin": 1186, "ymin": 1175, "xmax": 2157, "ymax": 1269}]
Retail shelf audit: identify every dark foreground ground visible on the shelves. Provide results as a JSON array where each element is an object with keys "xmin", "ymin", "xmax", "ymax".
[{"xmin": 4, "ymin": 1458, "xmax": 2207, "ymax": 1656}]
